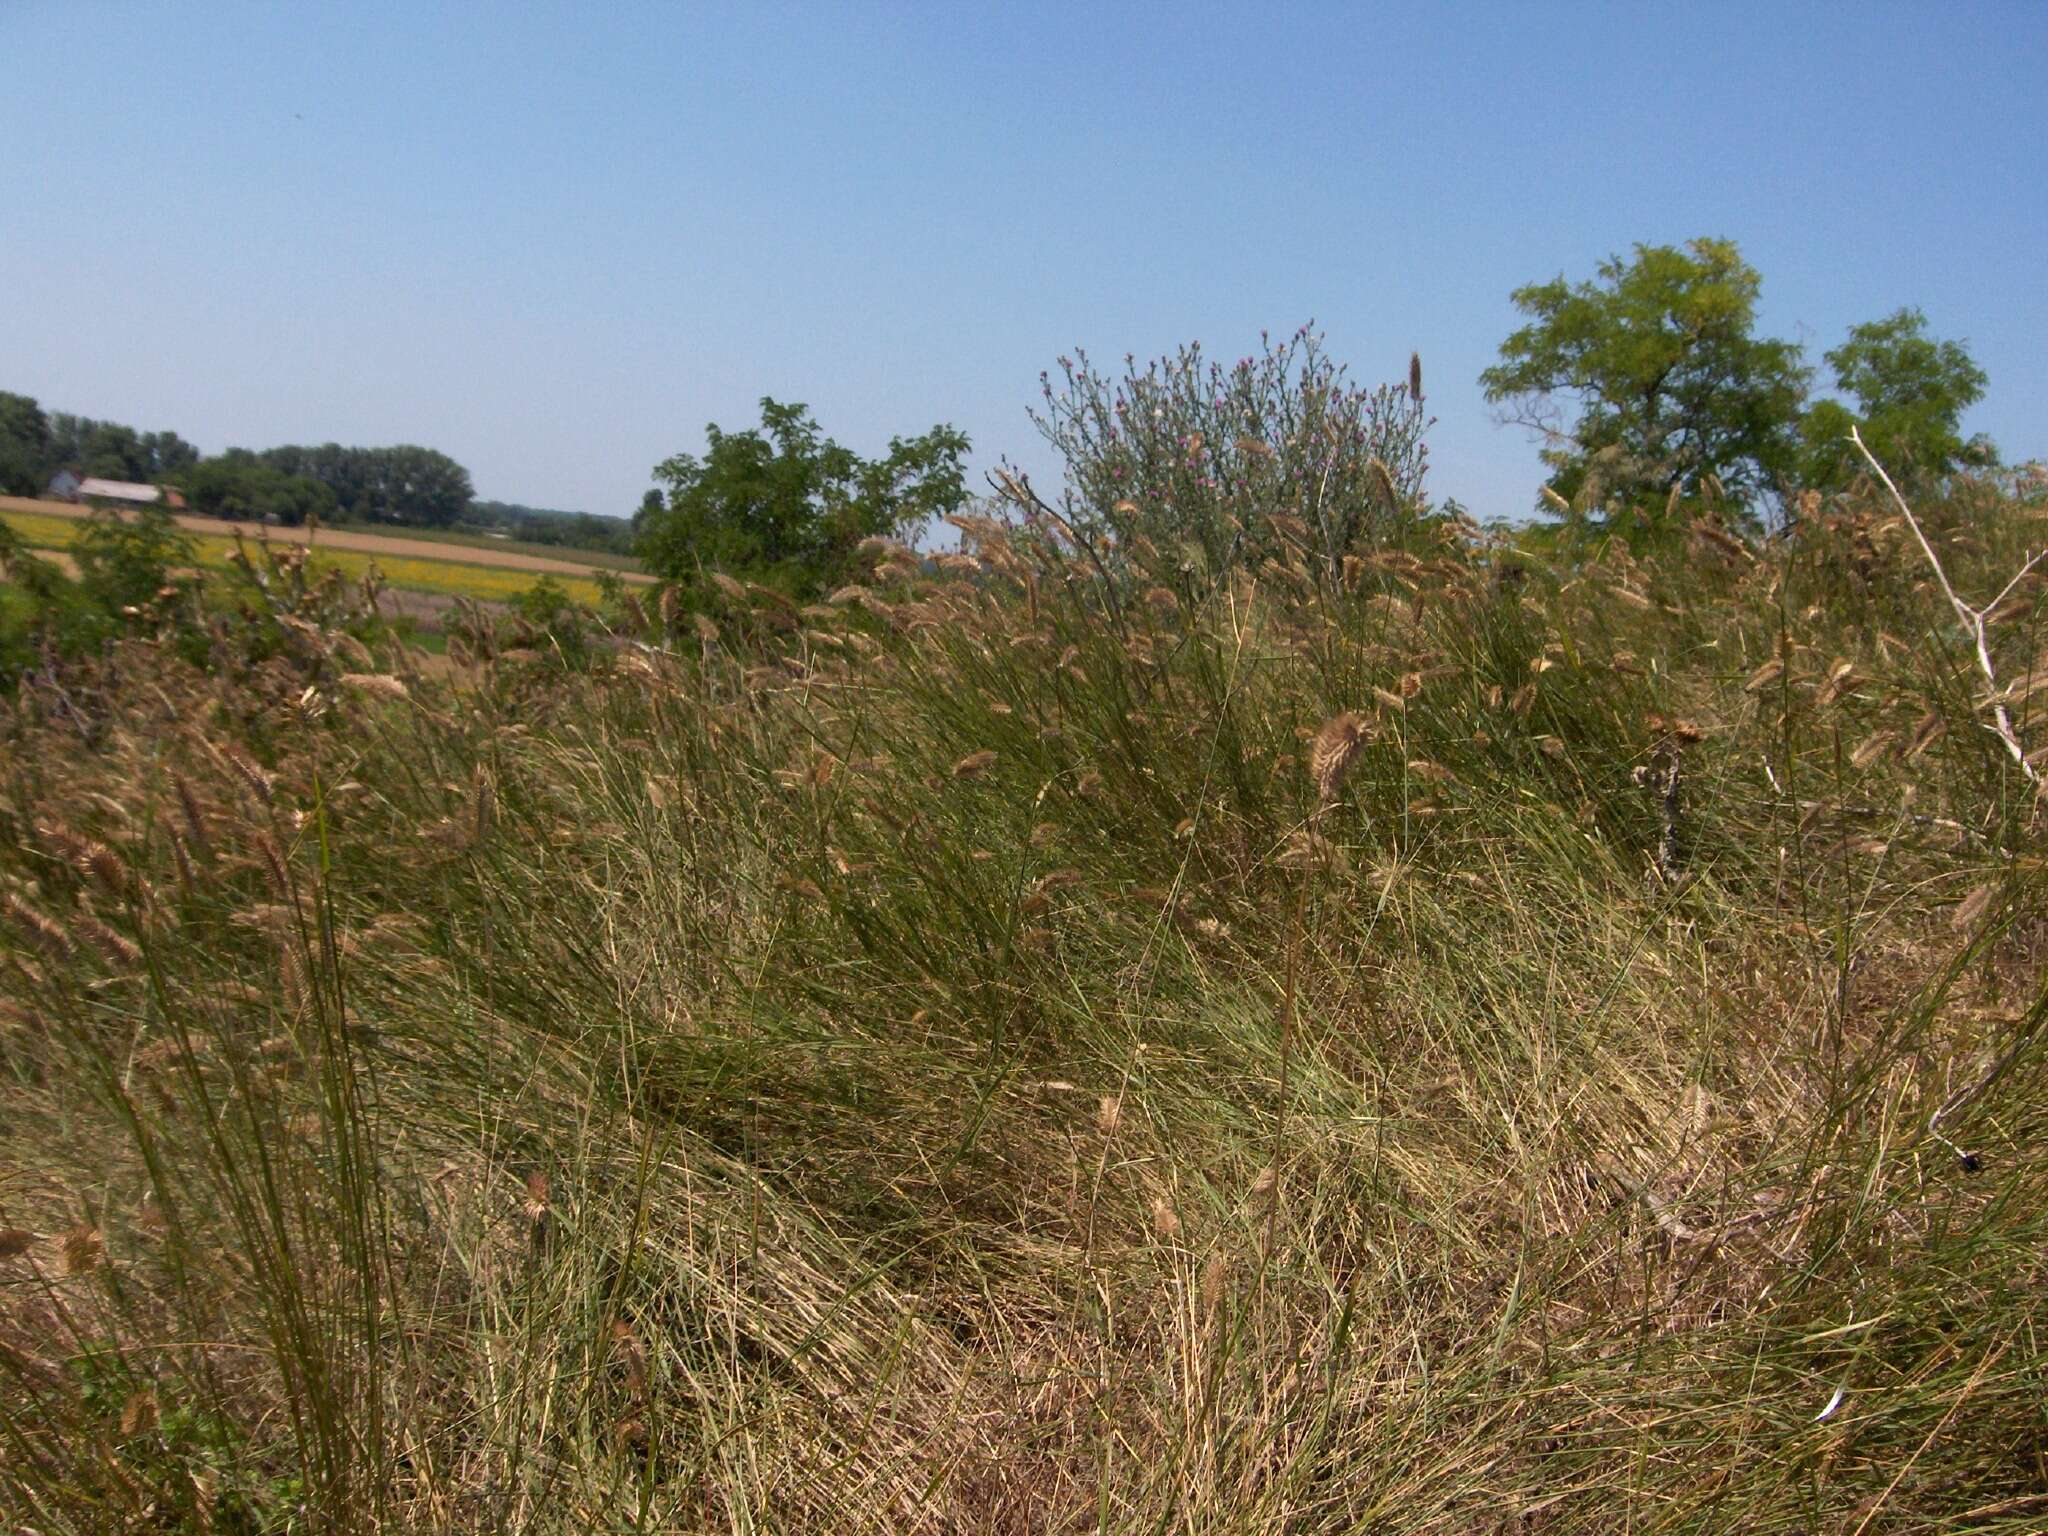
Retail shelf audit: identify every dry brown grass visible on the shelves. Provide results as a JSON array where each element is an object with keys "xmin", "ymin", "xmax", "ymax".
[{"xmin": 1, "ymin": 473, "xmax": 2044, "ymax": 1531}]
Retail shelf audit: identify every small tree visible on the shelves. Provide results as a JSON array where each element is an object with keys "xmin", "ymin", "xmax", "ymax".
[
  {"xmin": 1801, "ymin": 309, "xmax": 1991, "ymax": 490},
  {"xmin": 1481, "ymin": 238, "xmax": 1809, "ymax": 524},
  {"xmin": 71, "ymin": 505, "xmax": 199, "ymax": 616},
  {"xmin": 636, "ymin": 399, "xmax": 970, "ymax": 600},
  {"xmin": 1026, "ymin": 325, "xmax": 1434, "ymax": 582}
]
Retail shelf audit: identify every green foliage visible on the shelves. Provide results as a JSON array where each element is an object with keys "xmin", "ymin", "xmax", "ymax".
[
  {"xmin": 507, "ymin": 573, "xmax": 595, "ymax": 664},
  {"xmin": 636, "ymin": 397, "xmax": 969, "ymax": 599},
  {"xmin": 1028, "ymin": 325, "xmax": 1436, "ymax": 579},
  {"xmin": 1482, "ymin": 238, "xmax": 1810, "ymax": 522},
  {"xmin": 10, "ymin": 393, "xmax": 496, "ymax": 534},
  {"xmin": 1801, "ymin": 308, "xmax": 1992, "ymax": 489},
  {"xmin": 46, "ymin": 410, "xmax": 199, "ymax": 481},
  {"xmin": 246, "ymin": 442, "xmax": 476, "ymax": 526},
  {"xmin": 70, "ymin": 505, "xmax": 199, "ymax": 615},
  {"xmin": 0, "ymin": 390, "xmax": 53, "ymax": 494},
  {"xmin": 0, "ymin": 508, "xmax": 204, "ymax": 680},
  {"xmin": 182, "ymin": 456, "xmax": 340, "ymax": 525},
  {"xmin": 470, "ymin": 499, "xmax": 635, "ymax": 554}
]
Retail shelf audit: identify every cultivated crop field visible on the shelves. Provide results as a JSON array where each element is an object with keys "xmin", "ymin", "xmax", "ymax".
[
  {"xmin": 0, "ymin": 497, "xmax": 646, "ymax": 609},
  {"xmin": 2, "ymin": 464, "xmax": 2045, "ymax": 1531}
]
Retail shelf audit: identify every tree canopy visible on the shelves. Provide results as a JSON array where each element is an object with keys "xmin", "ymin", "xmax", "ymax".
[
  {"xmin": 0, "ymin": 392, "xmax": 474, "ymax": 529},
  {"xmin": 46, "ymin": 412, "xmax": 200, "ymax": 482},
  {"xmin": 1800, "ymin": 308, "xmax": 1991, "ymax": 489},
  {"xmin": 250, "ymin": 443, "xmax": 475, "ymax": 526},
  {"xmin": 1481, "ymin": 238, "xmax": 1809, "ymax": 520},
  {"xmin": 471, "ymin": 500, "xmax": 635, "ymax": 555},
  {"xmin": 180, "ymin": 457, "xmax": 338, "ymax": 525},
  {"xmin": 0, "ymin": 392, "xmax": 52, "ymax": 496},
  {"xmin": 635, "ymin": 399, "xmax": 969, "ymax": 598}
]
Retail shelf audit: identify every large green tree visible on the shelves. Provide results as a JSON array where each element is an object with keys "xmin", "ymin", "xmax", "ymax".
[
  {"xmin": 1800, "ymin": 308, "xmax": 1990, "ymax": 488},
  {"xmin": 46, "ymin": 413, "xmax": 199, "ymax": 481},
  {"xmin": 1481, "ymin": 238, "xmax": 1809, "ymax": 520},
  {"xmin": 636, "ymin": 399, "xmax": 969, "ymax": 599},
  {"xmin": 180, "ymin": 457, "xmax": 338, "ymax": 525},
  {"xmin": 251, "ymin": 443, "xmax": 474, "ymax": 526},
  {"xmin": 0, "ymin": 392, "xmax": 52, "ymax": 495}
]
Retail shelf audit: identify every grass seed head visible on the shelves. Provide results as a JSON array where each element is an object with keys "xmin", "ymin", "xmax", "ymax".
[
  {"xmin": 121, "ymin": 1388, "xmax": 160, "ymax": 1437},
  {"xmin": 1952, "ymin": 884, "xmax": 1995, "ymax": 932},
  {"xmin": 1097, "ymin": 1095, "xmax": 1121, "ymax": 1135},
  {"xmin": 223, "ymin": 749, "xmax": 274, "ymax": 807},
  {"xmin": 1310, "ymin": 713, "xmax": 1371, "ymax": 802},
  {"xmin": 62, "ymin": 1224, "xmax": 103, "ymax": 1275},
  {"xmin": 4, "ymin": 893, "xmax": 72, "ymax": 959},
  {"xmin": 340, "ymin": 673, "xmax": 410, "ymax": 701},
  {"xmin": 1150, "ymin": 1196, "xmax": 1181, "ymax": 1240}
]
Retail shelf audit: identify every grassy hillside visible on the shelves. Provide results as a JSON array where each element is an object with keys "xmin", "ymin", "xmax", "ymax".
[{"xmin": 1, "ymin": 475, "xmax": 2044, "ymax": 1531}]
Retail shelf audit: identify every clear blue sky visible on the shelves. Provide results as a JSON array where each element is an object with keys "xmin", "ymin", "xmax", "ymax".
[{"xmin": 4, "ymin": 1, "xmax": 2042, "ymax": 521}]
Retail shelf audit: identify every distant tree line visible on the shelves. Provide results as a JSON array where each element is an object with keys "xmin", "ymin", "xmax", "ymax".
[
  {"xmin": 0, "ymin": 390, "xmax": 493, "ymax": 532},
  {"xmin": 0, "ymin": 388, "xmax": 642, "ymax": 552},
  {"xmin": 0, "ymin": 393, "xmax": 201, "ymax": 492},
  {"xmin": 472, "ymin": 500, "xmax": 636, "ymax": 555},
  {"xmin": 222, "ymin": 443, "xmax": 475, "ymax": 527}
]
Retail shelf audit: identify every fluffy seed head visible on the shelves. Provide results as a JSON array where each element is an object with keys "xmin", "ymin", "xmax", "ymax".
[
  {"xmin": 224, "ymin": 749, "xmax": 274, "ymax": 807},
  {"xmin": 1201, "ymin": 1252, "xmax": 1230, "ymax": 1314},
  {"xmin": 4, "ymin": 894, "xmax": 71, "ymax": 959},
  {"xmin": 173, "ymin": 775, "xmax": 212, "ymax": 861},
  {"xmin": 1310, "ymin": 713, "xmax": 1371, "ymax": 802},
  {"xmin": 1952, "ymin": 884, "xmax": 1995, "ymax": 932},
  {"xmin": 1150, "ymin": 1196, "xmax": 1181, "ymax": 1240},
  {"xmin": 62, "ymin": 1224, "xmax": 103, "ymax": 1275},
  {"xmin": 121, "ymin": 1388, "xmax": 160, "ymax": 1436},
  {"xmin": 340, "ymin": 673, "xmax": 410, "ymax": 701},
  {"xmin": 1366, "ymin": 457, "xmax": 1398, "ymax": 508}
]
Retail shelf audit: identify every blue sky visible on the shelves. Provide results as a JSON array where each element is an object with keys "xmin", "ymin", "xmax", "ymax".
[{"xmin": 4, "ymin": 1, "xmax": 2042, "ymax": 522}]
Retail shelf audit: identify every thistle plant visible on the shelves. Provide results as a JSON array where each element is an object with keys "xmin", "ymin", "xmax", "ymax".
[{"xmin": 1024, "ymin": 324, "xmax": 1435, "ymax": 584}]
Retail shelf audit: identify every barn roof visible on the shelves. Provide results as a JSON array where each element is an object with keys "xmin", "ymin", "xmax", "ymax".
[{"xmin": 75, "ymin": 478, "xmax": 163, "ymax": 503}]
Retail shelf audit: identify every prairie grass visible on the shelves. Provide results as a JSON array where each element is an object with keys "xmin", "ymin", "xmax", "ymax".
[{"xmin": 1, "ymin": 475, "xmax": 2045, "ymax": 1532}]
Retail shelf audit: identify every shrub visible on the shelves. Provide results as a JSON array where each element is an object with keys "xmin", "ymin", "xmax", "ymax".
[
  {"xmin": 636, "ymin": 398, "xmax": 971, "ymax": 603},
  {"xmin": 1024, "ymin": 324, "xmax": 1434, "ymax": 582}
]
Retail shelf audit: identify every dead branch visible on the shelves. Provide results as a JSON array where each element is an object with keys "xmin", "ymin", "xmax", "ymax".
[{"xmin": 1850, "ymin": 428, "xmax": 2043, "ymax": 790}]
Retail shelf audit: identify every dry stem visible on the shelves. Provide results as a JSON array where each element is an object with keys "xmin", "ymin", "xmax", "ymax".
[{"xmin": 1851, "ymin": 427, "xmax": 2044, "ymax": 789}]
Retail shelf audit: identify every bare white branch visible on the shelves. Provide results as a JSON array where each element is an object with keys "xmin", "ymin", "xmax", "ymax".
[{"xmin": 1850, "ymin": 428, "xmax": 2042, "ymax": 789}]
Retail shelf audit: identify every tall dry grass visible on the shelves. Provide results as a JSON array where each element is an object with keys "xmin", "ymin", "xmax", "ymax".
[{"xmin": 2, "ymin": 470, "xmax": 2045, "ymax": 1532}]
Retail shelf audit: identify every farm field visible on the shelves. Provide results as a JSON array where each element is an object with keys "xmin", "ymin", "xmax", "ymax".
[
  {"xmin": 323, "ymin": 516, "xmax": 646, "ymax": 573},
  {"xmin": 1, "ymin": 497, "xmax": 646, "ymax": 607}
]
